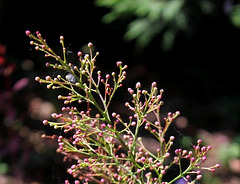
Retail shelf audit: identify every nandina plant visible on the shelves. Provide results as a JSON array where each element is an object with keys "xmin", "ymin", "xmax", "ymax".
[{"xmin": 26, "ymin": 30, "xmax": 220, "ymax": 184}]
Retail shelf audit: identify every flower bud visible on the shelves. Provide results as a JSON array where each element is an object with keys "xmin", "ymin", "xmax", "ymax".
[
  {"xmin": 197, "ymin": 175, "xmax": 202, "ymax": 180},
  {"xmin": 35, "ymin": 76, "xmax": 40, "ymax": 82},
  {"xmin": 42, "ymin": 120, "xmax": 48, "ymax": 125},
  {"xmin": 135, "ymin": 82, "xmax": 141, "ymax": 88},
  {"xmin": 45, "ymin": 76, "xmax": 51, "ymax": 81},
  {"xmin": 197, "ymin": 139, "xmax": 202, "ymax": 145},
  {"xmin": 25, "ymin": 30, "xmax": 31, "ymax": 36},
  {"xmin": 88, "ymin": 42, "xmax": 93, "ymax": 47},
  {"xmin": 116, "ymin": 61, "xmax": 122, "ymax": 66},
  {"xmin": 151, "ymin": 82, "xmax": 157, "ymax": 87}
]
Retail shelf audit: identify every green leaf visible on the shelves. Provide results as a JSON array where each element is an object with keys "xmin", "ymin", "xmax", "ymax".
[{"xmin": 230, "ymin": 5, "xmax": 240, "ymax": 28}]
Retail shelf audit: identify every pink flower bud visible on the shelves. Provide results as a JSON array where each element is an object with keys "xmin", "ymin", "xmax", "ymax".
[
  {"xmin": 176, "ymin": 111, "xmax": 180, "ymax": 116},
  {"xmin": 51, "ymin": 113, "xmax": 58, "ymax": 118},
  {"xmin": 201, "ymin": 146, "xmax": 207, "ymax": 152},
  {"xmin": 88, "ymin": 42, "xmax": 93, "ymax": 47},
  {"xmin": 45, "ymin": 76, "xmax": 51, "ymax": 81},
  {"xmin": 151, "ymin": 82, "xmax": 157, "ymax": 87},
  {"xmin": 106, "ymin": 74, "xmax": 110, "ymax": 79},
  {"xmin": 35, "ymin": 76, "xmax": 40, "ymax": 82},
  {"xmin": 137, "ymin": 169, "xmax": 141, "ymax": 173},
  {"xmin": 161, "ymin": 170, "xmax": 166, "ymax": 175},
  {"xmin": 170, "ymin": 136, "xmax": 175, "ymax": 141},
  {"xmin": 77, "ymin": 51, "xmax": 82, "ymax": 57},
  {"xmin": 116, "ymin": 61, "xmax": 122, "ymax": 66},
  {"xmin": 197, "ymin": 139, "xmax": 202, "ymax": 144},
  {"xmin": 201, "ymin": 156, "xmax": 207, "ymax": 163},
  {"xmin": 135, "ymin": 82, "xmax": 141, "ymax": 88},
  {"xmin": 125, "ymin": 102, "xmax": 130, "ymax": 107},
  {"xmin": 112, "ymin": 112, "xmax": 117, "ymax": 117},
  {"xmin": 131, "ymin": 121, "xmax": 136, "ymax": 126},
  {"xmin": 197, "ymin": 175, "xmax": 202, "ymax": 180},
  {"xmin": 195, "ymin": 145, "xmax": 200, "ymax": 150},
  {"xmin": 165, "ymin": 152, "xmax": 170, "ymax": 158},
  {"xmin": 140, "ymin": 157, "xmax": 146, "ymax": 163},
  {"xmin": 42, "ymin": 120, "xmax": 48, "ymax": 125},
  {"xmin": 100, "ymin": 179, "xmax": 105, "ymax": 183},
  {"xmin": 25, "ymin": 30, "xmax": 31, "ymax": 36},
  {"xmin": 175, "ymin": 149, "xmax": 179, "ymax": 154}
]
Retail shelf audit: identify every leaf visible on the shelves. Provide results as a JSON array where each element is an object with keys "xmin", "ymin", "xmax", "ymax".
[
  {"xmin": 230, "ymin": 4, "xmax": 240, "ymax": 28},
  {"xmin": 162, "ymin": 0, "xmax": 184, "ymax": 22}
]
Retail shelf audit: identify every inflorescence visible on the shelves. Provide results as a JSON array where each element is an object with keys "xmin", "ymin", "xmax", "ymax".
[{"xmin": 26, "ymin": 30, "xmax": 220, "ymax": 184}]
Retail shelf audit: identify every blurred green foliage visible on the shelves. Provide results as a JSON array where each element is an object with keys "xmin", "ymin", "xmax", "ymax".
[
  {"xmin": 230, "ymin": 4, "xmax": 240, "ymax": 27},
  {"xmin": 218, "ymin": 135, "xmax": 240, "ymax": 165},
  {"xmin": 95, "ymin": 0, "xmax": 215, "ymax": 50}
]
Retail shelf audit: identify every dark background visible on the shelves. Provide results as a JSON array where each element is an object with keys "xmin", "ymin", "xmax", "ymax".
[{"xmin": 0, "ymin": 0, "xmax": 240, "ymax": 183}]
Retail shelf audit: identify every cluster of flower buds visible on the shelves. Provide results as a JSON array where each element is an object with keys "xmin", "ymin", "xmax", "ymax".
[{"xmin": 27, "ymin": 31, "xmax": 220, "ymax": 184}]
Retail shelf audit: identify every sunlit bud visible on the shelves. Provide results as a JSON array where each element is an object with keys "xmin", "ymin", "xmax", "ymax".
[
  {"xmin": 131, "ymin": 121, "xmax": 136, "ymax": 126},
  {"xmin": 65, "ymin": 180, "xmax": 70, "ymax": 184},
  {"xmin": 210, "ymin": 169, "xmax": 215, "ymax": 172},
  {"xmin": 100, "ymin": 179, "xmax": 105, "ymax": 183},
  {"xmin": 88, "ymin": 42, "xmax": 93, "ymax": 47},
  {"xmin": 51, "ymin": 113, "xmax": 58, "ymax": 118},
  {"xmin": 136, "ymin": 82, "xmax": 141, "ymax": 88},
  {"xmin": 116, "ymin": 61, "xmax": 122, "ymax": 66},
  {"xmin": 195, "ymin": 145, "xmax": 200, "ymax": 150},
  {"xmin": 197, "ymin": 175, "xmax": 202, "ymax": 180},
  {"xmin": 142, "ymin": 90, "xmax": 147, "ymax": 95},
  {"xmin": 170, "ymin": 136, "xmax": 175, "ymax": 141},
  {"xmin": 155, "ymin": 121, "xmax": 160, "ymax": 126},
  {"xmin": 165, "ymin": 152, "xmax": 170, "ymax": 158},
  {"xmin": 42, "ymin": 120, "xmax": 48, "ymax": 125},
  {"xmin": 207, "ymin": 146, "xmax": 212, "ymax": 150},
  {"xmin": 25, "ymin": 30, "xmax": 31, "ymax": 36},
  {"xmin": 201, "ymin": 146, "xmax": 207, "ymax": 152},
  {"xmin": 182, "ymin": 150, "xmax": 187, "ymax": 156},
  {"xmin": 128, "ymin": 88, "xmax": 134, "ymax": 95},
  {"xmin": 175, "ymin": 111, "xmax": 180, "ymax": 116},
  {"xmin": 112, "ymin": 112, "xmax": 117, "ymax": 117},
  {"xmin": 197, "ymin": 139, "xmax": 202, "ymax": 144},
  {"xmin": 201, "ymin": 156, "xmax": 207, "ymax": 163},
  {"xmin": 35, "ymin": 76, "xmax": 40, "ymax": 82},
  {"xmin": 161, "ymin": 170, "xmax": 166, "ymax": 175},
  {"xmin": 151, "ymin": 82, "xmax": 157, "ymax": 87},
  {"xmin": 140, "ymin": 157, "xmax": 146, "ymax": 162},
  {"xmin": 77, "ymin": 51, "xmax": 82, "ymax": 57},
  {"xmin": 106, "ymin": 74, "xmax": 110, "ymax": 79},
  {"xmin": 45, "ymin": 76, "xmax": 51, "ymax": 81},
  {"xmin": 45, "ymin": 62, "xmax": 50, "ymax": 67}
]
